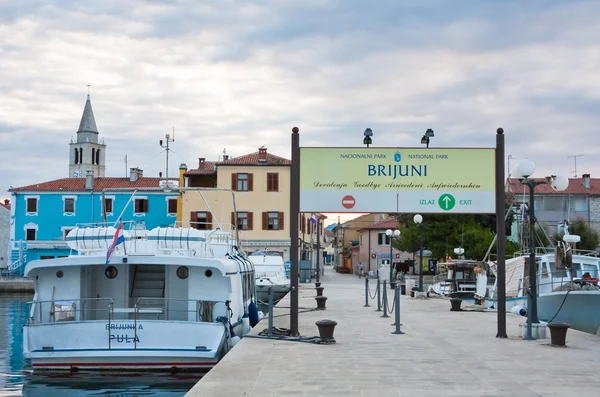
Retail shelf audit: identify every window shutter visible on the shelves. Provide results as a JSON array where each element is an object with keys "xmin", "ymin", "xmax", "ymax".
[
  {"xmin": 248, "ymin": 212, "xmax": 254, "ymax": 230},
  {"xmin": 274, "ymin": 173, "xmax": 279, "ymax": 191},
  {"xmin": 278, "ymin": 212, "xmax": 284, "ymax": 230},
  {"xmin": 262, "ymin": 212, "xmax": 268, "ymax": 230},
  {"xmin": 301, "ymin": 215, "xmax": 305, "ymax": 233},
  {"xmin": 231, "ymin": 174, "xmax": 238, "ymax": 191},
  {"xmin": 231, "ymin": 212, "xmax": 235, "ymax": 229},
  {"xmin": 207, "ymin": 212, "xmax": 213, "ymax": 229},
  {"xmin": 190, "ymin": 211, "xmax": 198, "ymax": 229},
  {"xmin": 248, "ymin": 173, "xmax": 254, "ymax": 191}
]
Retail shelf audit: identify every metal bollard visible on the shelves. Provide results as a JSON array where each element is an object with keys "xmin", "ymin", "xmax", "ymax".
[
  {"xmin": 364, "ymin": 277, "xmax": 370, "ymax": 307},
  {"xmin": 381, "ymin": 280, "xmax": 389, "ymax": 318},
  {"xmin": 268, "ymin": 286, "xmax": 274, "ymax": 338},
  {"xmin": 376, "ymin": 278, "xmax": 382, "ymax": 312},
  {"xmin": 392, "ymin": 283, "xmax": 404, "ymax": 335}
]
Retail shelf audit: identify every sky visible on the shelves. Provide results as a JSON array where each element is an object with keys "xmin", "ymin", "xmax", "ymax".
[{"xmin": 2, "ymin": 0, "xmax": 600, "ymax": 206}]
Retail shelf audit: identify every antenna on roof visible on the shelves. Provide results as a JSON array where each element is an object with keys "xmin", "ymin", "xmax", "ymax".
[
  {"xmin": 567, "ymin": 154, "xmax": 584, "ymax": 177},
  {"xmin": 159, "ymin": 128, "xmax": 175, "ymax": 190}
]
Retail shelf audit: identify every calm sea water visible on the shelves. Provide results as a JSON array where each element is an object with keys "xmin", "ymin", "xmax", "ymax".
[{"xmin": 0, "ymin": 295, "xmax": 201, "ymax": 397}]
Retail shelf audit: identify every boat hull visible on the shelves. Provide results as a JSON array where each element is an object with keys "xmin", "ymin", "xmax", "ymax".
[
  {"xmin": 24, "ymin": 320, "xmax": 230, "ymax": 371},
  {"xmin": 538, "ymin": 291, "xmax": 600, "ymax": 335},
  {"xmin": 255, "ymin": 282, "xmax": 290, "ymax": 305}
]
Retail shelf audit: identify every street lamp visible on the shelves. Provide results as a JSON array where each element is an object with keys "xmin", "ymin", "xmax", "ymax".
[
  {"xmin": 363, "ymin": 128, "xmax": 373, "ymax": 148},
  {"xmin": 513, "ymin": 159, "xmax": 569, "ymax": 339},
  {"xmin": 413, "ymin": 214, "xmax": 424, "ymax": 292},
  {"xmin": 386, "ymin": 228, "xmax": 401, "ymax": 288},
  {"xmin": 420, "ymin": 128, "xmax": 434, "ymax": 148}
]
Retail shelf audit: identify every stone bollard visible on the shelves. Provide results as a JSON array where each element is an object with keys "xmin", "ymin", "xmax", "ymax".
[
  {"xmin": 450, "ymin": 298, "xmax": 463, "ymax": 311},
  {"xmin": 315, "ymin": 296, "xmax": 328, "ymax": 310},
  {"xmin": 315, "ymin": 319, "xmax": 337, "ymax": 341},
  {"xmin": 316, "ymin": 286, "xmax": 324, "ymax": 297},
  {"xmin": 548, "ymin": 322, "xmax": 570, "ymax": 346}
]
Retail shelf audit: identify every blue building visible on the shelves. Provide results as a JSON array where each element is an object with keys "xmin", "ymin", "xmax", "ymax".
[{"xmin": 7, "ymin": 94, "xmax": 178, "ymax": 273}]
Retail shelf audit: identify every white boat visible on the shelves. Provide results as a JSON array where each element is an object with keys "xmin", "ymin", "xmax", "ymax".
[
  {"xmin": 247, "ymin": 250, "xmax": 290, "ymax": 306},
  {"xmin": 22, "ymin": 222, "xmax": 257, "ymax": 372}
]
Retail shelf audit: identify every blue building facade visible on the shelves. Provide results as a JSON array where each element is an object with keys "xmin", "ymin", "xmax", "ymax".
[{"xmin": 8, "ymin": 176, "xmax": 178, "ymax": 273}]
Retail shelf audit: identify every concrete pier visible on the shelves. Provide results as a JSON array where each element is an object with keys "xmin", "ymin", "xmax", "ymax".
[
  {"xmin": 0, "ymin": 277, "xmax": 34, "ymax": 293},
  {"xmin": 186, "ymin": 268, "xmax": 600, "ymax": 397}
]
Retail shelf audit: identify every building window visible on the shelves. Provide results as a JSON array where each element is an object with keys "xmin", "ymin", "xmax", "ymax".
[
  {"xmin": 74, "ymin": 148, "xmax": 79, "ymax": 164},
  {"xmin": 62, "ymin": 228, "xmax": 74, "ymax": 240},
  {"xmin": 79, "ymin": 148, "xmax": 83, "ymax": 163},
  {"xmin": 167, "ymin": 198, "xmax": 177, "ymax": 215},
  {"xmin": 232, "ymin": 173, "xmax": 253, "ymax": 192},
  {"xmin": 26, "ymin": 228, "xmax": 36, "ymax": 241},
  {"xmin": 134, "ymin": 198, "xmax": 149, "ymax": 214},
  {"xmin": 92, "ymin": 148, "xmax": 96, "ymax": 164},
  {"xmin": 267, "ymin": 173, "xmax": 279, "ymax": 192},
  {"xmin": 96, "ymin": 149, "xmax": 100, "ymax": 165},
  {"xmin": 191, "ymin": 211, "xmax": 212, "ymax": 230},
  {"xmin": 63, "ymin": 198, "xmax": 75, "ymax": 214},
  {"xmin": 232, "ymin": 211, "xmax": 253, "ymax": 230},
  {"xmin": 263, "ymin": 211, "xmax": 284, "ymax": 230},
  {"xmin": 378, "ymin": 232, "xmax": 391, "ymax": 246},
  {"xmin": 26, "ymin": 197, "xmax": 38, "ymax": 214},
  {"xmin": 104, "ymin": 197, "xmax": 113, "ymax": 214}
]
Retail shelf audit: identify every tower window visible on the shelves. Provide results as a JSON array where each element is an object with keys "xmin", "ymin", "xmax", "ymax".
[
  {"xmin": 79, "ymin": 148, "xmax": 83, "ymax": 164},
  {"xmin": 96, "ymin": 149, "xmax": 100, "ymax": 165},
  {"xmin": 74, "ymin": 148, "xmax": 79, "ymax": 164},
  {"xmin": 92, "ymin": 148, "xmax": 96, "ymax": 164}
]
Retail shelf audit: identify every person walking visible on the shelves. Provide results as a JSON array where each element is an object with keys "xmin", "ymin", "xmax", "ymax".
[{"xmin": 358, "ymin": 262, "xmax": 364, "ymax": 278}]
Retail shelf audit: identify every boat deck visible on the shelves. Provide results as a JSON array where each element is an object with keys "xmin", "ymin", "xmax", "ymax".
[{"xmin": 186, "ymin": 267, "xmax": 600, "ymax": 397}]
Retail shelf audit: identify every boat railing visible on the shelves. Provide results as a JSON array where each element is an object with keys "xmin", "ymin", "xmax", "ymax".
[
  {"xmin": 26, "ymin": 297, "xmax": 115, "ymax": 325},
  {"xmin": 133, "ymin": 297, "xmax": 226, "ymax": 323},
  {"xmin": 513, "ymin": 247, "xmax": 600, "ymax": 258}
]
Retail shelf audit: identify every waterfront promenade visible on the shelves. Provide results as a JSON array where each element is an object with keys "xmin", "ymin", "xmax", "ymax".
[{"xmin": 186, "ymin": 268, "xmax": 600, "ymax": 397}]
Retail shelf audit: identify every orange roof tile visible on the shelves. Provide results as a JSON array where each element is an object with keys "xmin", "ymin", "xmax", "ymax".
[
  {"xmin": 218, "ymin": 149, "xmax": 290, "ymax": 166},
  {"xmin": 359, "ymin": 218, "xmax": 400, "ymax": 231},
  {"xmin": 185, "ymin": 160, "xmax": 217, "ymax": 176},
  {"xmin": 507, "ymin": 177, "xmax": 600, "ymax": 196},
  {"xmin": 8, "ymin": 177, "xmax": 177, "ymax": 192}
]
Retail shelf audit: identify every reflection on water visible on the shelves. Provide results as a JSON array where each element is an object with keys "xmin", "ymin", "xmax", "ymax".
[{"xmin": 0, "ymin": 296, "xmax": 201, "ymax": 396}]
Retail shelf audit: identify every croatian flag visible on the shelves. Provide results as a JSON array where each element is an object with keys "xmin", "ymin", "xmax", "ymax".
[
  {"xmin": 106, "ymin": 222, "xmax": 125, "ymax": 265},
  {"xmin": 310, "ymin": 213, "xmax": 318, "ymax": 225}
]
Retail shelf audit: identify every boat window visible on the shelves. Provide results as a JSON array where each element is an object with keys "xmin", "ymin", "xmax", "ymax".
[
  {"xmin": 177, "ymin": 266, "xmax": 189, "ymax": 280},
  {"xmin": 56, "ymin": 271, "xmax": 63, "ymax": 278},
  {"xmin": 105, "ymin": 266, "xmax": 118, "ymax": 279},
  {"xmin": 205, "ymin": 269, "xmax": 213, "ymax": 278}
]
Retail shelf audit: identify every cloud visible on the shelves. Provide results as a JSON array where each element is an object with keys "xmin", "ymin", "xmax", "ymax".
[{"xmin": 2, "ymin": 0, "xmax": 600, "ymax": 201}]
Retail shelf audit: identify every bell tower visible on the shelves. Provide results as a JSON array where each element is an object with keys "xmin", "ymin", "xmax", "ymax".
[{"xmin": 69, "ymin": 94, "xmax": 106, "ymax": 178}]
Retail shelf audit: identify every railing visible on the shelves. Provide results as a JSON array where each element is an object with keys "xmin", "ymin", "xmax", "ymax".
[
  {"xmin": 134, "ymin": 297, "xmax": 222, "ymax": 322},
  {"xmin": 26, "ymin": 297, "xmax": 115, "ymax": 324}
]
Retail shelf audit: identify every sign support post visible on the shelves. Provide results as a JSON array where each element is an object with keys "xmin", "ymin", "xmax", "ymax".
[
  {"xmin": 495, "ymin": 128, "xmax": 507, "ymax": 338},
  {"xmin": 290, "ymin": 127, "xmax": 300, "ymax": 336}
]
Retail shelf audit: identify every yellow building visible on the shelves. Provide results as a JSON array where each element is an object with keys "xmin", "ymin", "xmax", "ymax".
[{"xmin": 179, "ymin": 147, "xmax": 323, "ymax": 262}]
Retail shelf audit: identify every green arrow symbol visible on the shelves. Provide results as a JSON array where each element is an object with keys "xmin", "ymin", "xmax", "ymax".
[{"xmin": 438, "ymin": 194, "xmax": 456, "ymax": 211}]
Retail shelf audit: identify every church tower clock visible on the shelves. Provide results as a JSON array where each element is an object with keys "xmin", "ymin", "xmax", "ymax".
[{"xmin": 69, "ymin": 94, "xmax": 106, "ymax": 178}]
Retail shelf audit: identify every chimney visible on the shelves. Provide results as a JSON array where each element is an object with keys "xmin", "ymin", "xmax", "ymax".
[
  {"xmin": 159, "ymin": 171, "xmax": 163, "ymax": 178},
  {"xmin": 4, "ymin": 199, "xmax": 9, "ymax": 205},
  {"xmin": 583, "ymin": 173, "xmax": 591, "ymax": 189},
  {"xmin": 198, "ymin": 158, "xmax": 205, "ymax": 167},
  {"xmin": 258, "ymin": 147, "xmax": 267, "ymax": 163},
  {"xmin": 130, "ymin": 167, "xmax": 140, "ymax": 182},
  {"xmin": 223, "ymin": 154, "xmax": 229, "ymax": 161},
  {"xmin": 85, "ymin": 170, "xmax": 94, "ymax": 190}
]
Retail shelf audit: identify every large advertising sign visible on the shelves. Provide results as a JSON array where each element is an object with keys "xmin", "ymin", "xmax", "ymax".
[{"xmin": 299, "ymin": 147, "xmax": 495, "ymax": 213}]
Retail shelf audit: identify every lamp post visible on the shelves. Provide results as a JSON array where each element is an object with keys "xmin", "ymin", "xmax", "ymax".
[
  {"xmin": 513, "ymin": 159, "xmax": 569, "ymax": 339},
  {"xmin": 363, "ymin": 128, "xmax": 373, "ymax": 148},
  {"xmin": 413, "ymin": 214, "xmax": 424, "ymax": 292},
  {"xmin": 386, "ymin": 228, "xmax": 401, "ymax": 288},
  {"xmin": 420, "ymin": 128, "xmax": 434, "ymax": 148}
]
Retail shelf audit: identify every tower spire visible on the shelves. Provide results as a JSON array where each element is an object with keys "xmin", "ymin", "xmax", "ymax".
[{"xmin": 77, "ymin": 93, "xmax": 98, "ymax": 135}]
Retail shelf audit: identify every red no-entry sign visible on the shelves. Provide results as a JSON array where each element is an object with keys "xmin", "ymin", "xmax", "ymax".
[{"xmin": 342, "ymin": 195, "xmax": 356, "ymax": 209}]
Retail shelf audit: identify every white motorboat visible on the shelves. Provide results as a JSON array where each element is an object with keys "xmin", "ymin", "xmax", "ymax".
[
  {"xmin": 247, "ymin": 250, "xmax": 290, "ymax": 306},
  {"xmin": 23, "ymin": 222, "xmax": 257, "ymax": 372}
]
